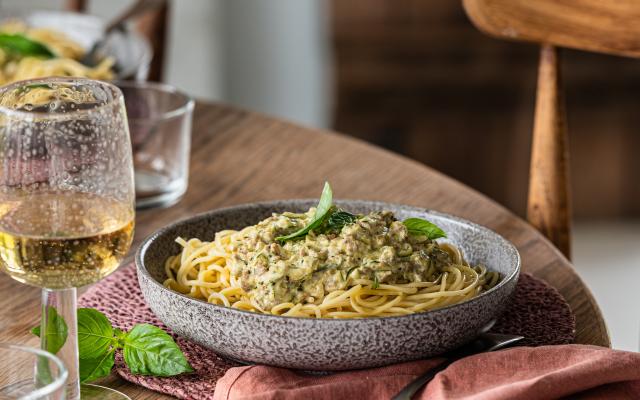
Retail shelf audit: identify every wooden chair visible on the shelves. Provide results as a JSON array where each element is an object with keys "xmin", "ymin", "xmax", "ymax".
[
  {"xmin": 463, "ymin": 0, "xmax": 640, "ymax": 259},
  {"xmin": 66, "ymin": 0, "xmax": 169, "ymax": 82}
]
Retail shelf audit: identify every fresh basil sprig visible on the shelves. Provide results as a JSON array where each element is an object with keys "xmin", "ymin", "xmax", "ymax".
[
  {"xmin": 0, "ymin": 33, "xmax": 55, "ymax": 58},
  {"xmin": 276, "ymin": 182, "xmax": 334, "ymax": 242},
  {"xmin": 124, "ymin": 324, "xmax": 194, "ymax": 376},
  {"xmin": 31, "ymin": 307, "xmax": 68, "ymax": 355},
  {"xmin": 277, "ymin": 182, "xmax": 447, "ymax": 243},
  {"xmin": 32, "ymin": 308, "xmax": 193, "ymax": 382},
  {"xmin": 77, "ymin": 308, "xmax": 114, "ymax": 359},
  {"xmin": 403, "ymin": 218, "xmax": 447, "ymax": 240},
  {"xmin": 81, "ymin": 349, "xmax": 116, "ymax": 383}
]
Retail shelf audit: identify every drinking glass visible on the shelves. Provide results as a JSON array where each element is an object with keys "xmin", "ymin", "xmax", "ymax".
[
  {"xmin": 116, "ymin": 81, "xmax": 194, "ymax": 209},
  {"xmin": 0, "ymin": 343, "xmax": 67, "ymax": 399},
  {"xmin": 0, "ymin": 78, "xmax": 135, "ymax": 399}
]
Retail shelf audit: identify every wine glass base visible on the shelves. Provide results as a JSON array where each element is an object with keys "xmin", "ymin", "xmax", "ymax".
[{"xmin": 81, "ymin": 383, "xmax": 131, "ymax": 399}]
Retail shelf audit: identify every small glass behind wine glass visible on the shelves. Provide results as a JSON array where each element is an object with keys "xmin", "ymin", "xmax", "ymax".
[
  {"xmin": 117, "ymin": 81, "xmax": 194, "ymax": 209},
  {"xmin": 0, "ymin": 78, "xmax": 135, "ymax": 399}
]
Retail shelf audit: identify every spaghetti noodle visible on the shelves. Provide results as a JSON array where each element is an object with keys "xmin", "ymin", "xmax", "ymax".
[
  {"xmin": 163, "ymin": 208, "xmax": 500, "ymax": 318},
  {"xmin": 0, "ymin": 20, "xmax": 114, "ymax": 85}
]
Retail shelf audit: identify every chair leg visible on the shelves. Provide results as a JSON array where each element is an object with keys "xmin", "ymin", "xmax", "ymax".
[{"xmin": 527, "ymin": 45, "xmax": 572, "ymax": 259}]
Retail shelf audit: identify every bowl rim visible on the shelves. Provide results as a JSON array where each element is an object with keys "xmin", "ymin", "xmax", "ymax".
[{"xmin": 136, "ymin": 199, "xmax": 521, "ymax": 324}]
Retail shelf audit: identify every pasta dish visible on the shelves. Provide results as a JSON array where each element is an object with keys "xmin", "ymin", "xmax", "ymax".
[
  {"xmin": 0, "ymin": 20, "xmax": 114, "ymax": 85},
  {"xmin": 164, "ymin": 184, "xmax": 500, "ymax": 318}
]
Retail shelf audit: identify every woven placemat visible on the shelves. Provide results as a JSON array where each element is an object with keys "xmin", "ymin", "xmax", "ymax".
[{"xmin": 79, "ymin": 264, "xmax": 575, "ymax": 400}]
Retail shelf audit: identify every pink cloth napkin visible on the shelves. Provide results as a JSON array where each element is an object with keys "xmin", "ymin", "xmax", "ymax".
[
  {"xmin": 78, "ymin": 264, "xmax": 585, "ymax": 399},
  {"xmin": 213, "ymin": 345, "xmax": 640, "ymax": 400}
]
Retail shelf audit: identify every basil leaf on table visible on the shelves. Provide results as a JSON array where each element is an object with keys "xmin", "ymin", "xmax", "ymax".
[
  {"xmin": 114, "ymin": 328, "xmax": 127, "ymax": 341},
  {"xmin": 276, "ymin": 181, "xmax": 334, "ymax": 242},
  {"xmin": 31, "ymin": 308, "xmax": 193, "ymax": 382},
  {"xmin": 123, "ymin": 324, "xmax": 193, "ymax": 376},
  {"xmin": 77, "ymin": 308, "xmax": 114, "ymax": 360},
  {"xmin": 31, "ymin": 306, "xmax": 68, "ymax": 355},
  {"xmin": 80, "ymin": 349, "xmax": 116, "ymax": 383},
  {"xmin": 0, "ymin": 33, "xmax": 55, "ymax": 58},
  {"xmin": 403, "ymin": 218, "xmax": 447, "ymax": 240}
]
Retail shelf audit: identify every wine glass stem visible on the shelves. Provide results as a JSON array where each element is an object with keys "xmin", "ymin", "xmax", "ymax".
[{"xmin": 41, "ymin": 288, "xmax": 80, "ymax": 400}]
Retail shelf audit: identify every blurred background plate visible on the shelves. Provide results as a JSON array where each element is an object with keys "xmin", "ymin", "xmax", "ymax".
[{"xmin": 1, "ymin": 9, "xmax": 152, "ymax": 80}]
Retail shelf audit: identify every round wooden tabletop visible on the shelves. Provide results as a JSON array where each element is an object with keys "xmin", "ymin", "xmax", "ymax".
[{"xmin": 0, "ymin": 101, "xmax": 609, "ymax": 399}]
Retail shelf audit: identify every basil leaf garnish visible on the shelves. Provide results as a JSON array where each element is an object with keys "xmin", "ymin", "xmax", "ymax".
[
  {"xmin": 322, "ymin": 210, "xmax": 357, "ymax": 233},
  {"xmin": 403, "ymin": 218, "xmax": 447, "ymax": 240},
  {"xmin": 0, "ymin": 33, "xmax": 55, "ymax": 58},
  {"xmin": 80, "ymin": 350, "xmax": 115, "ymax": 383},
  {"xmin": 276, "ymin": 182, "xmax": 334, "ymax": 242},
  {"xmin": 77, "ymin": 308, "xmax": 114, "ymax": 360},
  {"xmin": 32, "ymin": 308, "xmax": 193, "ymax": 382},
  {"xmin": 123, "ymin": 324, "xmax": 193, "ymax": 376},
  {"xmin": 31, "ymin": 306, "xmax": 68, "ymax": 355}
]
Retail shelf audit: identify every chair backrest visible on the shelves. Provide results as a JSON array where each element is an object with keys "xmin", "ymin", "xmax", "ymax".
[
  {"xmin": 463, "ymin": 0, "xmax": 640, "ymax": 259},
  {"xmin": 66, "ymin": 0, "xmax": 169, "ymax": 82}
]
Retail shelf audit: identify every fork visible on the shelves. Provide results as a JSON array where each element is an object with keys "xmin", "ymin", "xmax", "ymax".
[{"xmin": 392, "ymin": 332, "xmax": 525, "ymax": 400}]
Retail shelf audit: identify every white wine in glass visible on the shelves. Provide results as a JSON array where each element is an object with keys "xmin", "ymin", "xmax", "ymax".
[
  {"xmin": 0, "ymin": 78, "xmax": 135, "ymax": 400},
  {"xmin": 0, "ymin": 192, "xmax": 133, "ymax": 288}
]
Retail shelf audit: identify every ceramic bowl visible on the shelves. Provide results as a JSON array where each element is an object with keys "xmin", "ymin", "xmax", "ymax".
[{"xmin": 136, "ymin": 200, "xmax": 520, "ymax": 370}]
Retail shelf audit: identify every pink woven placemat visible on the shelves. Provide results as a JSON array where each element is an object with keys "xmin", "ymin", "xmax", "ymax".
[{"xmin": 79, "ymin": 264, "xmax": 575, "ymax": 400}]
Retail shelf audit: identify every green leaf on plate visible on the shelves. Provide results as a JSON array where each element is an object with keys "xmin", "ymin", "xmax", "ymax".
[
  {"xmin": 320, "ymin": 210, "xmax": 357, "ymax": 234},
  {"xmin": 123, "ymin": 324, "xmax": 193, "ymax": 376},
  {"xmin": 31, "ymin": 306, "xmax": 68, "ymax": 355},
  {"xmin": 77, "ymin": 308, "xmax": 114, "ymax": 360},
  {"xmin": 276, "ymin": 182, "xmax": 334, "ymax": 242},
  {"xmin": 403, "ymin": 218, "xmax": 447, "ymax": 240},
  {"xmin": 0, "ymin": 33, "xmax": 55, "ymax": 58},
  {"xmin": 80, "ymin": 349, "xmax": 115, "ymax": 383}
]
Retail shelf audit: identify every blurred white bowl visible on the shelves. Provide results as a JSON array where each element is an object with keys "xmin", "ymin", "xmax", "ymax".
[{"xmin": 3, "ymin": 10, "xmax": 152, "ymax": 81}]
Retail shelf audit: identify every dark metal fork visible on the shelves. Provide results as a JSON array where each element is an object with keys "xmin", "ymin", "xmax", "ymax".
[{"xmin": 392, "ymin": 332, "xmax": 525, "ymax": 400}]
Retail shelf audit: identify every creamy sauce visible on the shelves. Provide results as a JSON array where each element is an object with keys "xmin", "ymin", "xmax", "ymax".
[{"xmin": 229, "ymin": 209, "xmax": 453, "ymax": 310}]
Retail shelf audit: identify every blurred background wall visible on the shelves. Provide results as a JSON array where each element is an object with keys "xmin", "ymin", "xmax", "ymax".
[
  {"xmin": 2, "ymin": 0, "xmax": 638, "ymax": 350},
  {"xmin": 2, "ymin": 0, "xmax": 331, "ymax": 127},
  {"xmin": 331, "ymin": 0, "xmax": 640, "ymax": 221}
]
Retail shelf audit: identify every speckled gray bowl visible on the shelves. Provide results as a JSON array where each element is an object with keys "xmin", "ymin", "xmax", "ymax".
[{"xmin": 136, "ymin": 200, "xmax": 520, "ymax": 371}]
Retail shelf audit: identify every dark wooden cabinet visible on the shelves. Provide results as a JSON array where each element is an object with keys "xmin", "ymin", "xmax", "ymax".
[{"xmin": 331, "ymin": 0, "xmax": 640, "ymax": 218}]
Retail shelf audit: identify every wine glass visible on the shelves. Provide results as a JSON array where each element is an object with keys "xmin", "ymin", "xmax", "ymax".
[{"xmin": 0, "ymin": 78, "xmax": 135, "ymax": 399}]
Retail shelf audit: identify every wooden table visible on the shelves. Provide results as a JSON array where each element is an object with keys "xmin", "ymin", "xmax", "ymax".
[{"xmin": 0, "ymin": 101, "xmax": 610, "ymax": 399}]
